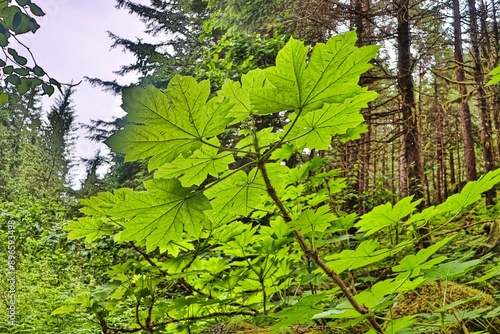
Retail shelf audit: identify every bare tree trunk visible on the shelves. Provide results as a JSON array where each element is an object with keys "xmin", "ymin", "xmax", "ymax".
[
  {"xmin": 453, "ymin": 0, "xmax": 478, "ymax": 182},
  {"xmin": 399, "ymin": 121, "xmax": 408, "ymax": 199},
  {"xmin": 483, "ymin": 0, "xmax": 500, "ymax": 160},
  {"xmin": 434, "ymin": 79, "xmax": 445, "ymax": 204},
  {"xmin": 397, "ymin": 0, "xmax": 424, "ymax": 201},
  {"xmin": 391, "ymin": 133, "xmax": 397, "ymax": 204},
  {"xmin": 450, "ymin": 150, "xmax": 456, "ymax": 189},
  {"xmin": 396, "ymin": 0, "xmax": 428, "ymax": 247},
  {"xmin": 469, "ymin": 0, "xmax": 496, "ymax": 205},
  {"xmin": 492, "ymin": 87, "xmax": 500, "ymax": 159},
  {"xmin": 342, "ymin": 0, "xmax": 373, "ymax": 213},
  {"xmin": 491, "ymin": 0, "xmax": 500, "ymax": 58}
]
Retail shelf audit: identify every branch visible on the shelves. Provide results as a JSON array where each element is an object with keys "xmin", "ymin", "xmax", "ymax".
[
  {"xmin": 107, "ymin": 311, "xmax": 257, "ymax": 333},
  {"xmin": 257, "ymin": 161, "xmax": 384, "ymax": 333},
  {"xmin": 129, "ymin": 241, "xmax": 206, "ymax": 296}
]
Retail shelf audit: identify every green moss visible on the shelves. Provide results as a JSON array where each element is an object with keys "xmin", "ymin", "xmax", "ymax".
[
  {"xmin": 390, "ymin": 281, "xmax": 500, "ymax": 333},
  {"xmin": 201, "ymin": 282, "xmax": 500, "ymax": 333},
  {"xmin": 200, "ymin": 321, "xmax": 335, "ymax": 333}
]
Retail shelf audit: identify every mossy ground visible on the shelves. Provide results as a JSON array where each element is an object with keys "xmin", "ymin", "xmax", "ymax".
[
  {"xmin": 390, "ymin": 281, "xmax": 500, "ymax": 333},
  {"xmin": 201, "ymin": 322, "xmax": 337, "ymax": 333},
  {"xmin": 201, "ymin": 282, "xmax": 499, "ymax": 334}
]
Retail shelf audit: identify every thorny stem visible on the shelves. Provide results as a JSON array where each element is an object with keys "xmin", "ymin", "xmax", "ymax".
[
  {"xmin": 106, "ymin": 312, "xmax": 257, "ymax": 333},
  {"xmin": 257, "ymin": 161, "xmax": 384, "ymax": 333},
  {"xmin": 129, "ymin": 242, "xmax": 261, "ymax": 315},
  {"xmin": 129, "ymin": 242, "xmax": 205, "ymax": 296}
]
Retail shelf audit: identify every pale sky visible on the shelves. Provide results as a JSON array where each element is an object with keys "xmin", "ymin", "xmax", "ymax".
[{"xmin": 18, "ymin": 0, "xmax": 153, "ymax": 187}]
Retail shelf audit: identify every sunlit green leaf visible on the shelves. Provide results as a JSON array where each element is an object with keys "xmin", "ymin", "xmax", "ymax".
[
  {"xmin": 284, "ymin": 91, "xmax": 377, "ymax": 150},
  {"xmin": 251, "ymin": 31, "xmax": 379, "ymax": 114},
  {"xmin": 436, "ymin": 169, "xmax": 500, "ymax": 215},
  {"xmin": 79, "ymin": 188, "xmax": 132, "ymax": 217},
  {"xmin": 205, "ymin": 168, "xmax": 267, "ymax": 222},
  {"xmin": 218, "ymin": 69, "xmax": 267, "ymax": 122},
  {"xmin": 271, "ymin": 294, "xmax": 326, "ymax": 329},
  {"xmin": 107, "ymin": 78, "xmax": 234, "ymax": 169},
  {"xmin": 393, "ymin": 237, "xmax": 453, "ymax": 276},
  {"xmin": 366, "ymin": 316, "xmax": 418, "ymax": 334},
  {"xmin": 50, "ymin": 305, "xmax": 76, "ymax": 315},
  {"xmin": 290, "ymin": 205, "xmax": 336, "ymax": 233},
  {"xmin": 236, "ymin": 127, "xmax": 280, "ymax": 154},
  {"xmin": 325, "ymin": 240, "xmax": 391, "ymax": 273},
  {"xmin": 2, "ymin": 6, "xmax": 20, "ymax": 30},
  {"xmin": 65, "ymin": 217, "xmax": 115, "ymax": 242},
  {"xmin": 154, "ymin": 137, "xmax": 234, "ymax": 186},
  {"xmin": 487, "ymin": 64, "xmax": 500, "ymax": 86},
  {"xmin": 112, "ymin": 178, "xmax": 211, "ymax": 253},
  {"xmin": 0, "ymin": 92, "xmax": 7, "ymax": 105},
  {"xmin": 355, "ymin": 196, "xmax": 421, "ymax": 236},
  {"xmin": 422, "ymin": 259, "xmax": 482, "ymax": 281}
]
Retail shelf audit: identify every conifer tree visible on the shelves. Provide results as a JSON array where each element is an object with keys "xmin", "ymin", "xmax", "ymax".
[{"xmin": 44, "ymin": 86, "xmax": 77, "ymax": 192}]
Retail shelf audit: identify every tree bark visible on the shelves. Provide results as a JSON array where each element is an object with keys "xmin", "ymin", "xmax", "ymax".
[
  {"xmin": 397, "ymin": 0, "xmax": 424, "ymax": 202},
  {"xmin": 453, "ymin": 0, "xmax": 478, "ymax": 183},
  {"xmin": 469, "ymin": 0, "xmax": 496, "ymax": 205},
  {"xmin": 341, "ymin": 0, "xmax": 373, "ymax": 213},
  {"xmin": 396, "ymin": 0, "xmax": 428, "ymax": 247},
  {"xmin": 434, "ymin": 79, "xmax": 446, "ymax": 204}
]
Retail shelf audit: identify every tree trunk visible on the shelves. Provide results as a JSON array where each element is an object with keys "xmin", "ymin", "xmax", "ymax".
[
  {"xmin": 399, "ymin": 121, "xmax": 408, "ymax": 199},
  {"xmin": 342, "ymin": 0, "xmax": 373, "ymax": 213},
  {"xmin": 450, "ymin": 150, "xmax": 456, "ymax": 188},
  {"xmin": 469, "ymin": 0, "xmax": 496, "ymax": 205},
  {"xmin": 491, "ymin": 0, "xmax": 500, "ymax": 58},
  {"xmin": 396, "ymin": 0, "xmax": 424, "ymax": 201},
  {"xmin": 434, "ymin": 79, "xmax": 445, "ymax": 204},
  {"xmin": 396, "ymin": 0, "xmax": 428, "ymax": 247},
  {"xmin": 453, "ymin": 0, "xmax": 478, "ymax": 183},
  {"xmin": 483, "ymin": 0, "xmax": 500, "ymax": 161}
]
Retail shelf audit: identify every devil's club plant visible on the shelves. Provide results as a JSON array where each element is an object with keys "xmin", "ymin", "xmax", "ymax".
[{"xmin": 62, "ymin": 31, "xmax": 500, "ymax": 333}]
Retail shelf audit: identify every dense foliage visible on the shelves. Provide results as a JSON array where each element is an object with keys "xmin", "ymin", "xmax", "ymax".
[
  {"xmin": 58, "ymin": 32, "xmax": 500, "ymax": 333},
  {"xmin": 0, "ymin": 0, "xmax": 61, "ymax": 99}
]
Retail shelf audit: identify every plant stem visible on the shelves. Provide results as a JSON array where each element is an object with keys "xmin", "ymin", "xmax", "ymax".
[{"xmin": 257, "ymin": 161, "xmax": 384, "ymax": 333}]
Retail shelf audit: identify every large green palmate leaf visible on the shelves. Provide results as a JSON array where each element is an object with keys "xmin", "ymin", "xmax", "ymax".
[
  {"xmin": 325, "ymin": 240, "xmax": 391, "ymax": 274},
  {"xmin": 271, "ymin": 294, "xmax": 326, "ymax": 329},
  {"xmin": 154, "ymin": 137, "xmax": 234, "ymax": 186},
  {"xmin": 250, "ymin": 30, "xmax": 379, "ymax": 114},
  {"xmin": 106, "ymin": 75, "xmax": 234, "ymax": 169},
  {"xmin": 65, "ymin": 189, "xmax": 132, "ymax": 242},
  {"xmin": 204, "ymin": 168, "xmax": 268, "ymax": 224},
  {"xmin": 393, "ymin": 237, "xmax": 453, "ymax": 278},
  {"xmin": 407, "ymin": 169, "xmax": 500, "ymax": 227},
  {"xmin": 355, "ymin": 196, "xmax": 421, "ymax": 237},
  {"xmin": 111, "ymin": 178, "xmax": 211, "ymax": 253},
  {"xmin": 284, "ymin": 91, "xmax": 377, "ymax": 150},
  {"xmin": 78, "ymin": 188, "xmax": 132, "ymax": 217},
  {"xmin": 289, "ymin": 205, "xmax": 337, "ymax": 234},
  {"xmin": 435, "ymin": 168, "xmax": 500, "ymax": 214},
  {"xmin": 218, "ymin": 69, "xmax": 268, "ymax": 122},
  {"xmin": 65, "ymin": 217, "xmax": 115, "ymax": 242}
]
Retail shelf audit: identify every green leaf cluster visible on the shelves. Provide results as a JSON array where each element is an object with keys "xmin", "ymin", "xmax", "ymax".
[
  {"xmin": 62, "ymin": 31, "xmax": 500, "ymax": 334},
  {"xmin": 0, "ymin": 1, "xmax": 59, "ymax": 100}
]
